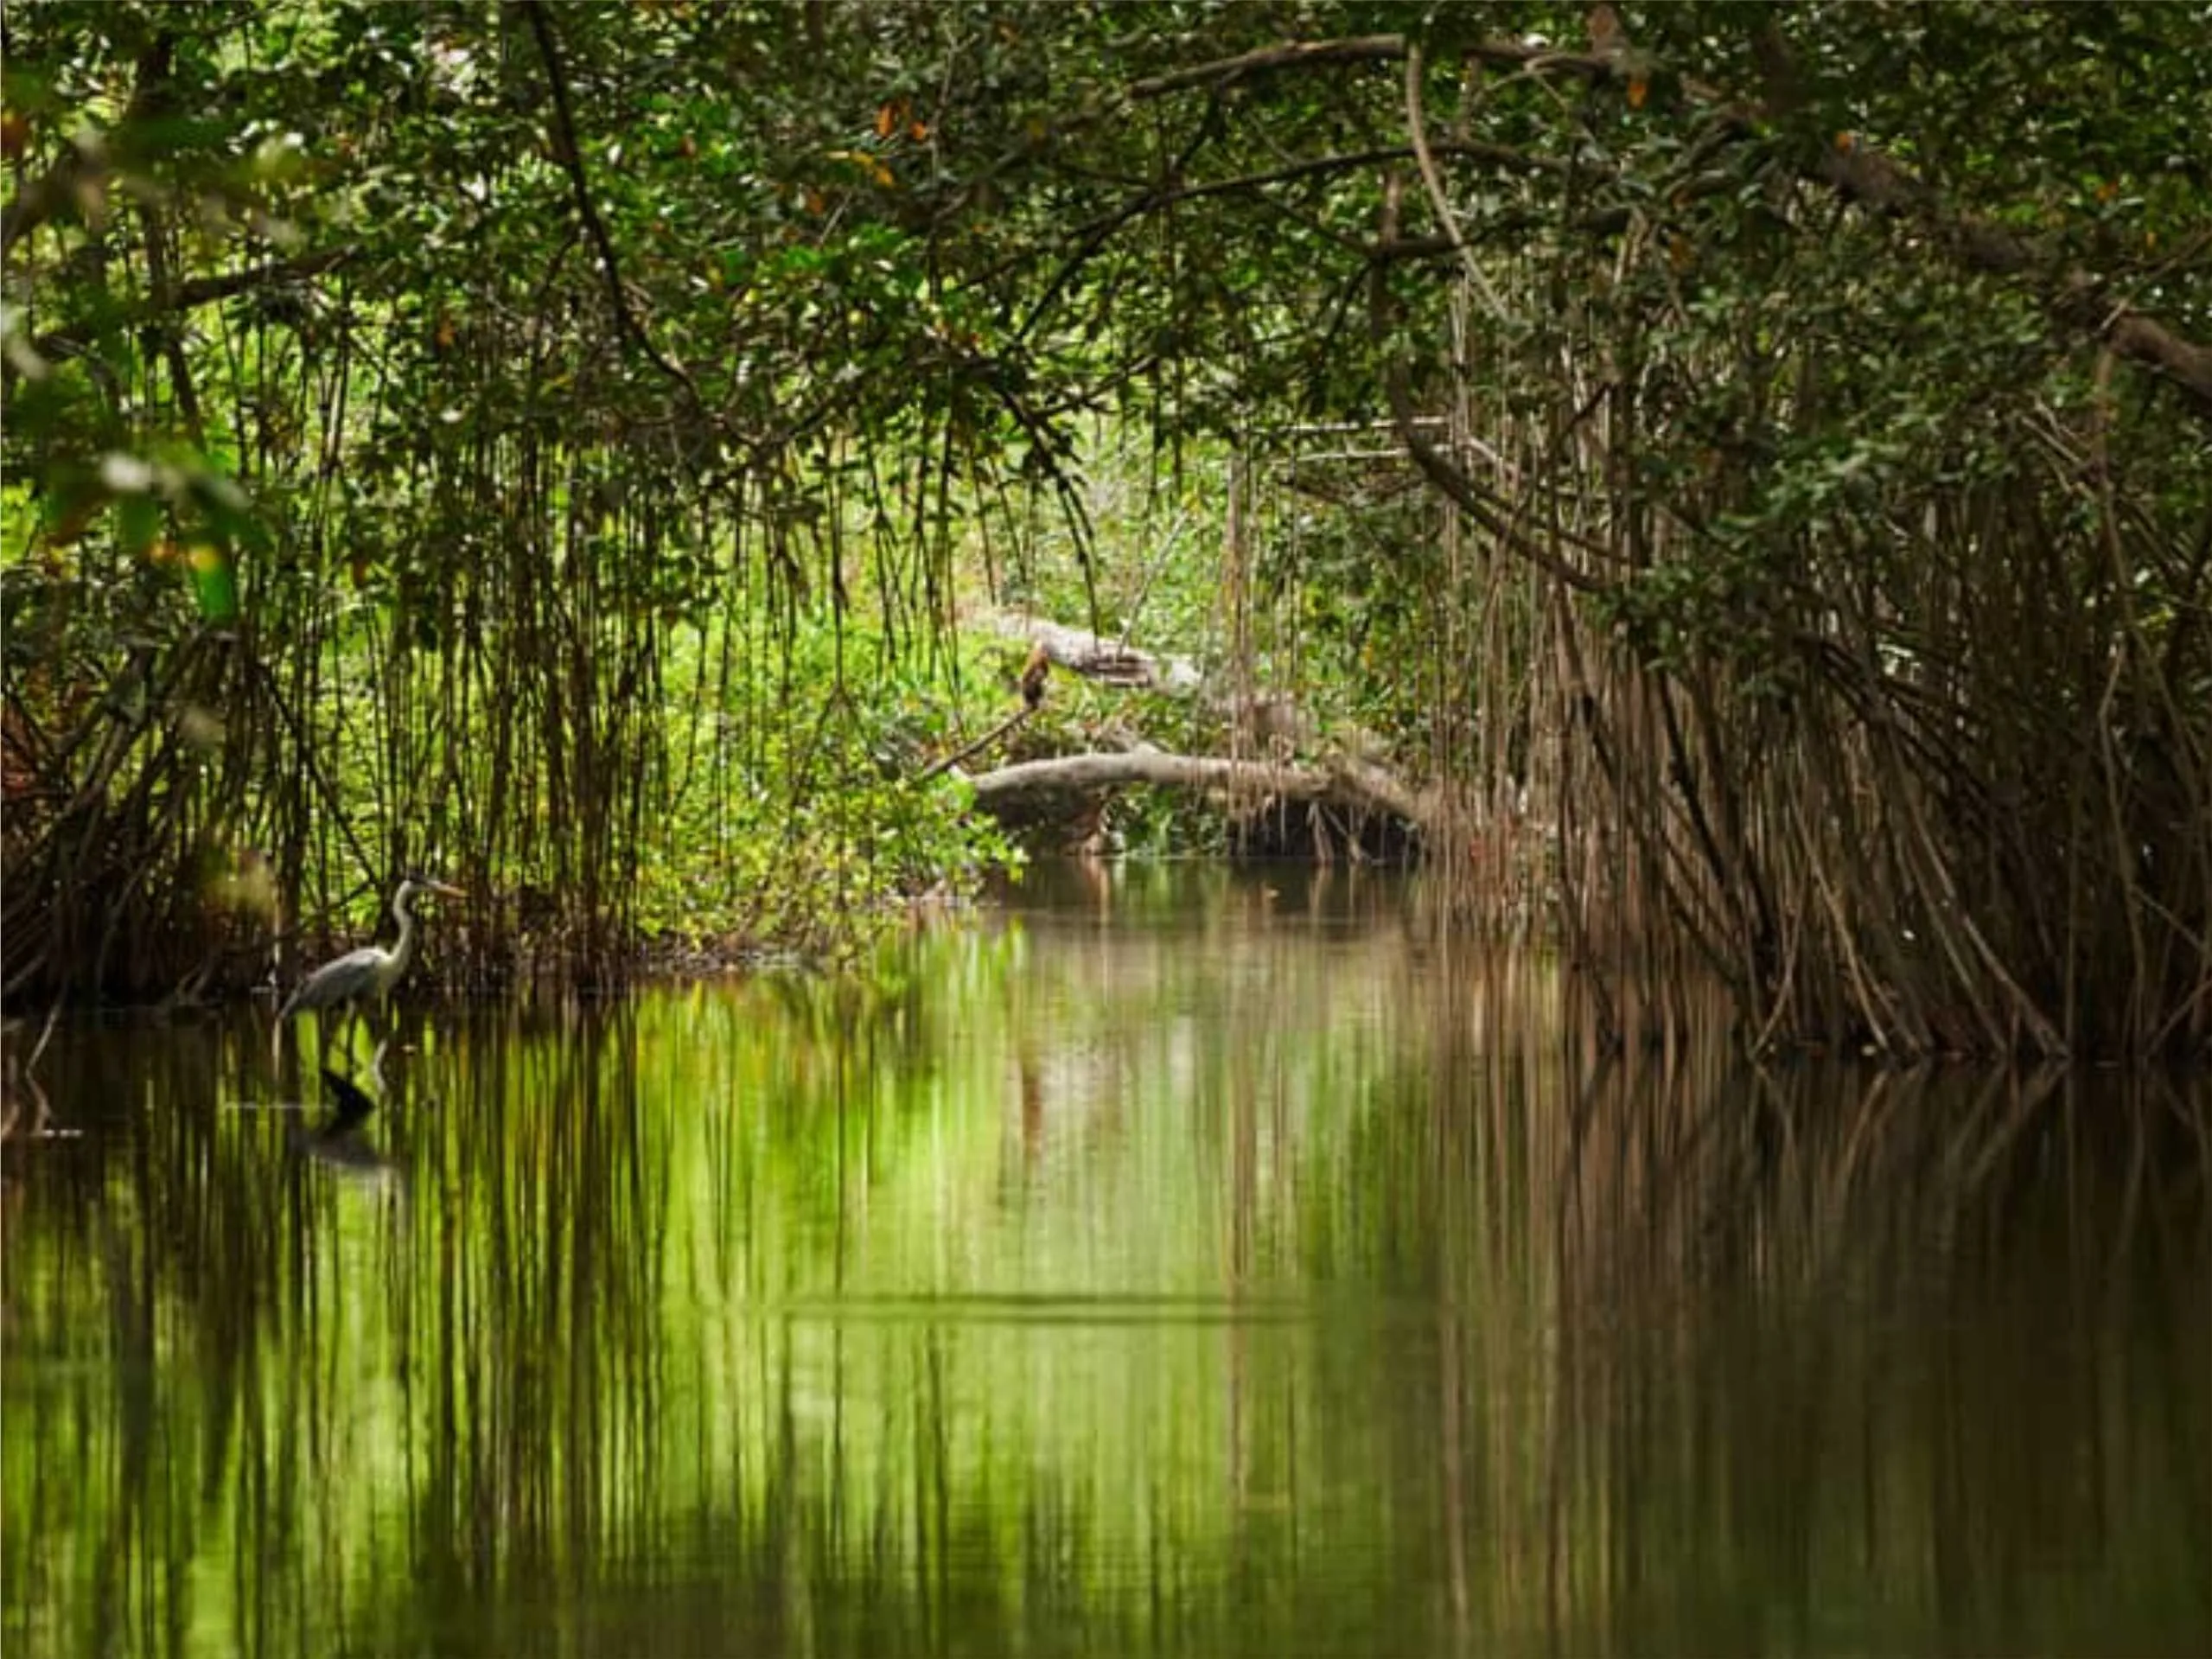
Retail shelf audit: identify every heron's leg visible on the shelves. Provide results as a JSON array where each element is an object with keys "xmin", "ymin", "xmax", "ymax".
[
  {"xmin": 363, "ymin": 998, "xmax": 395, "ymax": 1091},
  {"xmin": 313, "ymin": 1006, "xmax": 348, "ymax": 1081}
]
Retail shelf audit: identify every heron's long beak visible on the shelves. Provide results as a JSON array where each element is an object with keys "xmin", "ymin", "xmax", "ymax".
[{"xmin": 424, "ymin": 879, "xmax": 467, "ymax": 899}]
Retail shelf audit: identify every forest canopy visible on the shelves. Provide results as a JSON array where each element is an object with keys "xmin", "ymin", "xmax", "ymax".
[{"xmin": 4, "ymin": 1, "xmax": 2209, "ymax": 1058}]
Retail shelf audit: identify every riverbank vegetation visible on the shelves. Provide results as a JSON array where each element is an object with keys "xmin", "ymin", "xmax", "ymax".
[{"xmin": 5, "ymin": 2, "xmax": 2209, "ymax": 1058}]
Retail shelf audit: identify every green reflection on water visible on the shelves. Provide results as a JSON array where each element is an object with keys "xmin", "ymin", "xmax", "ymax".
[{"xmin": 3, "ymin": 864, "xmax": 2209, "ymax": 1657}]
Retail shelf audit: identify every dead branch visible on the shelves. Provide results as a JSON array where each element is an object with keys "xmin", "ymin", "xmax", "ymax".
[{"xmin": 972, "ymin": 610, "xmax": 1204, "ymax": 692}]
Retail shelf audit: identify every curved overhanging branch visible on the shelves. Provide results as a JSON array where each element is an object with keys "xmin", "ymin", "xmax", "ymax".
[
  {"xmin": 1123, "ymin": 26, "xmax": 2212, "ymax": 423},
  {"xmin": 517, "ymin": 0, "xmax": 703, "ymax": 412},
  {"xmin": 1742, "ymin": 21, "xmax": 2212, "ymax": 420},
  {"xmin": 1807, "ymin": 137, "xmax": 2212, "ymax": 417}
]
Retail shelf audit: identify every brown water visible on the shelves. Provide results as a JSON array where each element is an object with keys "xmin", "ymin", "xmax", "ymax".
[{"xmin": 3, "ymin": 862, "xmax": 2208, "ymax": 1657}]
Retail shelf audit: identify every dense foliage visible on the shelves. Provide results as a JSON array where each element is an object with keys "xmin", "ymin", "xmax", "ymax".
[{"xmin": 5, "ymin": 1, "xmax": 2209, "ymax": 1055}]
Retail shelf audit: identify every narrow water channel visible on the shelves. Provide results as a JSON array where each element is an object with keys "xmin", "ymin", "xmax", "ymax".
[{"xmin": 3, "ymin": 863, "xmax": 2208, "ymax": 1657}]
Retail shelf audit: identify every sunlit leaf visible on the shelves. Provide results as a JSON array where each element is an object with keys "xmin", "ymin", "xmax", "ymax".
[{"xmin": 186, "ymin": 545, "xmax": 239, "ymax": 623}]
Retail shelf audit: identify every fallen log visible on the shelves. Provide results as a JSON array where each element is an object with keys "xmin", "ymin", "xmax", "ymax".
[
  {"xmin": 965, "ymin": 749, "xmax": 1436, "ymax": 835},
  {"xmin": 959, "ymin": 612, "xmax": 1443, "ymax": 845},
  {"xmin": 970, "ymin": 750, "xmax": 1323, "ymax": 801}
]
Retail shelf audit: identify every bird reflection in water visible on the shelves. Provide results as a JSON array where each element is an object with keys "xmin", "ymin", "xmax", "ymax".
[{"xmin": 286, "ymin": 1066, "xmax": 403, "ymax": 1182}]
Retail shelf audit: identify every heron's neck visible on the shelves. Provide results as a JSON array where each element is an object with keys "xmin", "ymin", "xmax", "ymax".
[{"xmin": 390, "ymin": 889, "xmax": 418, "ymax": 973}]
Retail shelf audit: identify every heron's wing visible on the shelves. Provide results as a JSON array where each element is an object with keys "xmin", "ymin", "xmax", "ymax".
[
  {"xmin": 282, "ymin": 946, "xmax": 386, "ymax": 1012},
  {"xmin": 316, "ymin": 944, "xmax": 388, "ymax": 978}
]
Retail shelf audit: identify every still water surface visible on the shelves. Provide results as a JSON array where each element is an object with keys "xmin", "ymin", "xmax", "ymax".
[{"xmin": 3, "ymin": 864, "xmax": 2208, "ymax": 1657}]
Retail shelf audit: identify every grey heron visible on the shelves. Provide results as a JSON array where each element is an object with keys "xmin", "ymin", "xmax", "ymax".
[{"xmin": 278, "ymin": 876, "xmax": 464, "ymax": 1059}]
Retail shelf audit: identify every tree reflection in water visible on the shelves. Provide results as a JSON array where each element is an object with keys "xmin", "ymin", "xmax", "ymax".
[{"xmin": 3, "ymin": 866, "xmax": 2207, "ymax": 1657}]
